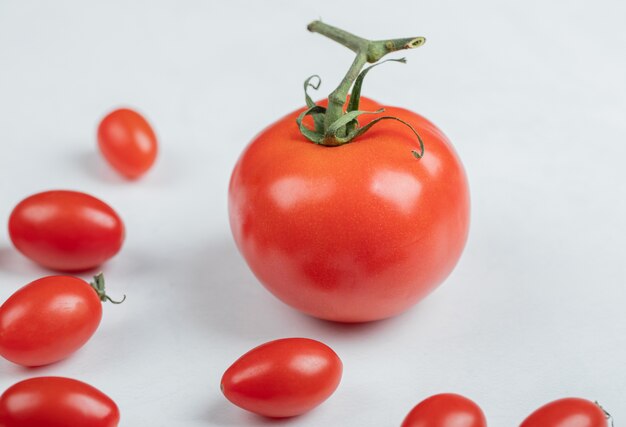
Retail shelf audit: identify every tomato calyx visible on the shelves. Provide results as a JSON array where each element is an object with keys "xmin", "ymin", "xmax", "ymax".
[
  {"xmin": 90, "ymin": 273, "xmax": 126, "ymax": 304},
  {"xmin": 595, "ymin": 401, "xmax": 615, "ymax": 427},
  {"xmin": 296, "ymin": 21, "xmax": 426, "ymax": 158}
]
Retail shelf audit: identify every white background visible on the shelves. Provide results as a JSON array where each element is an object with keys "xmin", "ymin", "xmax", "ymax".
[{"xmin": 1, "ymin": 1, "xmax": 625, "ymax": 425}]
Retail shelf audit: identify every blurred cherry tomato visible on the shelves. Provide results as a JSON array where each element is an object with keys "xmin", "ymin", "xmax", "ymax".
[
  {"xmin": 97, "ymin": 107, "xmax": 158, "ymax": 179},
  {"xmin": 0, "ymin": 376, "xmax": 120, "ymax": 427},
  {"xmin": 8, "ymin": 190, "xmax": 125, "ymax": 271},
  {"xmin": 221, "ymin": 337, "xmax": 342, "ymax": 418},
  {"xmin": 401, "ymin": 393, "xmax": 487, "ymax": 427},
  {"xmin": 520, "ymin": 397, "xmax": 610, "ymax": 427},
  {"xmin": 0, "ymin": 274, "xmax": 123, "ymax": 367}
]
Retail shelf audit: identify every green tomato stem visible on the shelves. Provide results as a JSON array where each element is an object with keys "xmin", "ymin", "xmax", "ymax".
[
  {"xmin": 306, "ymin": 21, "xmax": 426, "ymax": 135},
  {"xmin": 90, "ymin": 273, "xmax": 126, "ymax": 304}
]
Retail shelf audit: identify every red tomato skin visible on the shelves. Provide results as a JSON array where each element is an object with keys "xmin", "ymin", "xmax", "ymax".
[
  {"xmin": 229, "ymin": 97, "xmax": 470, "ymax": 322},
  {"xmin": 0, "ymin": 276, "xmax": 102, "ymax": 367},
  {"xmin": 520, "ymin": 398, "xmax": 608, "ymax": 427},
  {"xmin": 97, "ymin": 108, "xmax": 158, "ymax": 179},
  {"xmin": 220, "ymin": 338, "xmax": 342, "ymax": 418},
  {"xmin": 8, "ymin": 190, "xmax": 125, "ymax": 271},
  {"xmin": 0, "ymin": 377, "xmax": 119, "ymax": 427},
  {"xmin": 401, "ymin": 393, "xmax": 487, "ymax": 427}
]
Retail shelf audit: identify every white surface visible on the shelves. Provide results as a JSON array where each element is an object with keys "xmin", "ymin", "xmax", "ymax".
[{"xmin": 1, "ymin": 1, "xmax": 625, "ymax": 425}]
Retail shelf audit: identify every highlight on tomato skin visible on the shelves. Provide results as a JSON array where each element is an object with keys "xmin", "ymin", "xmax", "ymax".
[
  {"xmin": 220, "ymin": 337, "xmax": 343, "ymax": 418},
  {"xmin": 8, "ymin": 190, "xmax": 125, "ymax": 272},
  {"xmin": 97, "ymin": 107, "xmax": 158, "ymax": 179},
  {"xmin": 401, "ymin": 393, "xmax": 487, "ymax": 427},
  {"xmin": 0, "ymin": 376, "xmax": 120, "ymax": 427},
  {"xmin": 520, "ymin": 397, "xmax": 610, "ymax": 427}
]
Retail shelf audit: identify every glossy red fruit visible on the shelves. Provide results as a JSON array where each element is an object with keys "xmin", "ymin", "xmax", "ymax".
[
  {"xmin": 0, "ymin": 275, "xmax": 121, "ymax": 367},
  {"xmin": 229, "ymin": 97, "xmax": 469, "ymax": 322},
  {"xmin": 97, "ymin": 107, "xmax": 158, "ymax": 179},
  {"xmin": 0, "ymin": 377, "xmax": 120, "ymax": 427},
  {"xmin": 520, "ymin": 398, "xmax": 609, "ymax": 427},
  {"xmin": 8, "ymin": 190, "xmax": 125, "ymax": 271},
  {"xmin": 220, "ymin": 338, "xmax": 342, "ymax": 418},
  {"xmin": 401, "ymin": 393, "xmax": 487, "ymax": 427}
]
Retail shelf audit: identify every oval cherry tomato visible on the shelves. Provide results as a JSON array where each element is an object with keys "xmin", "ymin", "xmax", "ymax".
[
  {"xmin": 97, "ymin": 107, "xmax": 158, "ymax": 179},
  {"xmin": 229, "ymin": 97, "xmax": 470, "ymax": 322},
  {"xmin": 520, "ymin": 398, "xmax": 610, "ymax": 427},
  {"xmin": 8, "ymin": 190, "xmax": 125, "ymax": 271},
  {"xmin": 0, "ymin": 376, "xmax": 120, "ymax": 427},
  {"xmin": 220, "ymin": 337, "xmax": 342, "ymax": 418},
  {"xmin": 0, "ymin": 274, "xmax": 123, "ymax": 367},
  {"xmin": 401, "ymin": 393, "xmax": 487, "ymax": 427}
]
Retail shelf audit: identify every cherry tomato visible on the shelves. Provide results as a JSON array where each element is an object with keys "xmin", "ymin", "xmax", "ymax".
[
  {"xmin": 401, "ymin": 393, "xmax": 487, "ymax": 427},
  {"xmin": 0, "ymin": 274, "xmax": 123, "ymax": 367},
  {"xmin": 97, "ymin": 107, "xmax": 158, "ymax": 179},
  {"xmin": 229, "ymin": 97, "xmax": 470, "ymax": 322},
  {"xmin": 8, "ymin": 190, "xmax": 125, "ymax": 271},
  {"xmin": 0, "ymin": 376, "xmax": 120, "ymax": 427},
  {"xmin": 520, "ymin": 397, "xmax": 610, "ymax": 427},
  {"xmin": 220, "ymin": 337, "xmax": 342, "ymax": 418}
]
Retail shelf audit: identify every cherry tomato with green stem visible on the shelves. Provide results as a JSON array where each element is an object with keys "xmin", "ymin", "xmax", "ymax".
[
  {"xmin": 0, "ymin": 274, "xmax": 124, "ymax": 367},
  {"xmin": 401, "ymin": 393, "xmax": 487, "ymax": 427},
  {"xmin": 0, "ymin": 376, "xmax": 120, "ymax": 427},
  {"xmin": 220, "ymin": 338, "xmax": 342, "ymax": 418},
  {"xmin": 97, "ymin": 107, "xmax": 158, "ymax": 179},
  {"xmin": 520, "ymin": 398, "xmax": 611, "ymax": 427},
  {"xmin": 8, "ymin": 190, "xmax": 125, "ymax": 272}
]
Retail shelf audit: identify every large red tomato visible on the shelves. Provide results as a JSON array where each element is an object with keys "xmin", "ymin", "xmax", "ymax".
[
  {"xmin": 8, "ymin": 190, "xmax": 125, "ymax": 271},
  {"xmin": 0, "ymin": 377, "xmax": 119, "ymax": 427},
  {"xmin": 228, "ymin": 97, "xmax": 469, "ymax": 322}
]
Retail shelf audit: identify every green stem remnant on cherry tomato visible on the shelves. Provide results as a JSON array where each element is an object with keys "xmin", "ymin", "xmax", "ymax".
[
  {"xmin": 0, "ymin": 275, "xmax": 124, "ymax": 367},
  {"xmin": 91, "ymin": 273, "xmax": 126, "ymax": 304},
  {"xmin": 0, "ymin": 377, "xmax": 120, "ymax": 427},
  {"xmin": 297, "ymin": 21, "xmax": 426, "ymax": 157},
  {"xmin": 596, "ymin": 401, "xmax": 615, "ymax": 427}
]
